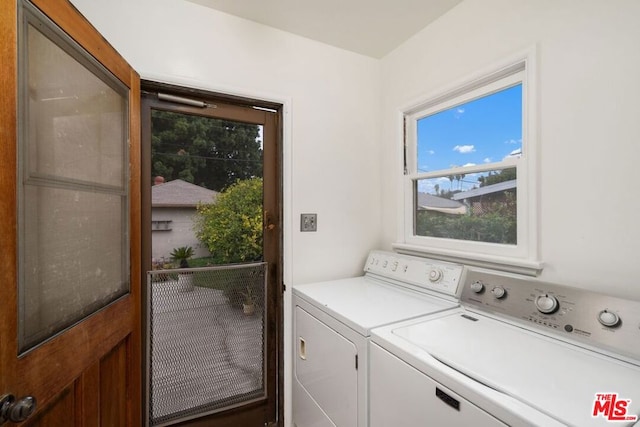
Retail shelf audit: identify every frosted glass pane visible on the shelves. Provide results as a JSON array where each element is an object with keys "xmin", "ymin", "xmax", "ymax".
[
  {"xmin": 27, "ymin": 23, "xmax": 126, "ymax": 188},
  {"xmin": 18, "ymin": 12, "xmax": 129, "ymax": 352},
  {"xmin": 21, "ymin": 186, "xmax": 128, "ymax": 351}
]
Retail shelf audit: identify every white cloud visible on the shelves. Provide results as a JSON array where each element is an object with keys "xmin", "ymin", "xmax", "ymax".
[
  {"xmin": 504, "ymin": 138, "xmax": 522, "ymax": 145},
  {"xmin": 453, "ymin": 145, "xmax": 475, "ymax": 154},
  {"xmin": 463, "ymin": 163, "xmax": 476, "ymax": 167},
  {"xmin": 428, "ymin": 150, "xmax": 435, "ymax": 155},
  {"xmin": 484, "ymin": 157, "xmax": 492, "ymax": 163},
  {"xmin": 454, "ymin": 108, "xmax": 465, "ymax": 119}
]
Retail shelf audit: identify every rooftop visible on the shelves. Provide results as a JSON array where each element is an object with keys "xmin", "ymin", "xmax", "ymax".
[{"xmin": 152, "ymin": 179, "xmax": 219, "ymax": 207}]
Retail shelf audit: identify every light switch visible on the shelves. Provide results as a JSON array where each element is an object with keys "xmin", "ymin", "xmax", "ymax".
[{"xmin": 300, "ymin": 213, "xmax": 317, "ymax": 232}]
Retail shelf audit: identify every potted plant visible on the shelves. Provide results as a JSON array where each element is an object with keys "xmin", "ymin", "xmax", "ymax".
[
  {"xmin": 240, "ymin": 286, "xmax": 258, "ymax": 315},
  {"xmin": 170, "ymin": 246, "xmax": 194, "ymax": 291}
]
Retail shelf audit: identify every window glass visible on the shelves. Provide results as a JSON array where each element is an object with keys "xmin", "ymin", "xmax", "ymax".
[
  {"xmin": 415, "ymin": 167, "xmax": 517, "ymax": 244},
  {"xmin": 18, "ymin": 11, "xmax": 129, "ymax": 352},
  {"xmin": 412, "ymin": 84, "xmax": 521, "ymax": 245},
  {"xmin": 417, "ymin": 84, "xmax": 522, "ymax": 173}
]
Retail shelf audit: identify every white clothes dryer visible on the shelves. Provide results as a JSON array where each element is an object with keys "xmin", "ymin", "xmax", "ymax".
[{"xmin": 292, "ymin": 250, "xmax": 464, "ymax": 427}]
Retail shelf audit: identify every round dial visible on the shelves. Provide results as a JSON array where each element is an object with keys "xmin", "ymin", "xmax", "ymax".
[
  {"xmin": 428, "ymin": 268, "xmax": 443, "ymax": 283},
  {"xmin": 491, "ymin": 286, "xmax": 506, "ymax": 299},
  {"xmin": 470, "ymin": 281, "xmax": 484, "ymax": 293},
  {"xmin": 535, "ymin": 294, "xmax": 559, "ymax": 314},
  {"xmin": 598, "ymin": 310, "xmax": 620, "ymax": 327}
]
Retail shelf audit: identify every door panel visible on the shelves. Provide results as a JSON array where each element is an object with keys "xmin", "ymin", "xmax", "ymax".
[
  {"xmin": 0, "ymin": 0, "xmax": 141, "ymax": 425},
  {"xmin": 100, "ymin": 339, "xmax": 129, "ymax": 426},
  {"xmin": 369, "ymin": 343, "xmax": 507, "ymax": 427},
  {"xmin": 294, "ymin": 307, "xmax": 358, "ymax": 427},
  {"xmin": 25, "ymin": 387, "xmax": 74, "ymax": 427}
]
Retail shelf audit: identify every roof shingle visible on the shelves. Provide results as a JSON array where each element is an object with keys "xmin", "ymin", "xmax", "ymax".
[{"xmin": 152, "ymin": 179, "xmax": 218, "ymax": 207}]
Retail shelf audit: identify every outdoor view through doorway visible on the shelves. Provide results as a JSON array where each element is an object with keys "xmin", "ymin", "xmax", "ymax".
[{"xmin": 142, "ymin": 88, "xmax": 281, "ymax": 426}]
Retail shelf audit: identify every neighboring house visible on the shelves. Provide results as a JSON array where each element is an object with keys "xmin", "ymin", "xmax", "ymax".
[
  {"xmin": 152, "ymin": 179, "xmax": 219, "ymax": 261},
  {"xmin": 452, "ymin": 180, "xmax": 517, "ymax": 216},
  {"xmin": 417, "ymin": 193, "xmax": 467, "ymax": 215}
]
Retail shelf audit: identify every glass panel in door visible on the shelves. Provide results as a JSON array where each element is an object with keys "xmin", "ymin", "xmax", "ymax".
[{"xmin": 18, "ymin": 6, "xmax": 129, "ymax": 353}]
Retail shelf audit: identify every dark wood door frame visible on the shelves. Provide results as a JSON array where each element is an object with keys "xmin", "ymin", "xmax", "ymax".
[{"xmin": 140, "ymin": 80, "xmax": 284, "ymax": 427}]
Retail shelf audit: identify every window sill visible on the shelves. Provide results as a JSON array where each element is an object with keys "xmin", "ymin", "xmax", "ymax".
[{"xmin": 392, "ymin": 243, "xmax": 543, "ymax": 277}]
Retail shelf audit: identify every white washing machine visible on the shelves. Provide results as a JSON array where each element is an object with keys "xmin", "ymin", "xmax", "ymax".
[
  {"xmin": 370, "ymin": 267, "xmax": 640, "ymax": 427},
  {"xmin": 292, "ymin": 250, "xmax": 464, "ymax": 427}
]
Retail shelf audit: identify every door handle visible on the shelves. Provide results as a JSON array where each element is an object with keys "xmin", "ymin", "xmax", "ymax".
[
  {"xmin": 264, "ymin": 210, "xmax": 276, "ymax": 231},
  {"xmin": 0, "ymin": 394, "xmax": 37, "ymax": 425},
  {"xmin": 298, "ymin": 337, "xmax": 306, "ymax": 360}
]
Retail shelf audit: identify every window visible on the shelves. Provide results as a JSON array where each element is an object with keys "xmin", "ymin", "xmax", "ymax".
[
  {"xmin": 151, "ymin": 220, "xmax": 172, "ymax": 231},
  {"xmin": 18, "ymin": 3, "xmax": 130, "ymax": 351},
  {"xmin": 399, "ymin": 54, "xmax": 540, "ymax": 273}
]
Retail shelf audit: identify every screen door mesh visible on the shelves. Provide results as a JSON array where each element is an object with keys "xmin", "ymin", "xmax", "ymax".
[{"xmin": 147, "ymin": 262, "xmax": 267, "ymax": 426}]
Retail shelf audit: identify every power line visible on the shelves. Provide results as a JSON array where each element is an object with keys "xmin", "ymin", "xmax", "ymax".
[{"xmin": 153, "ymin": 151, "xmax": 262, "ymax": 163}]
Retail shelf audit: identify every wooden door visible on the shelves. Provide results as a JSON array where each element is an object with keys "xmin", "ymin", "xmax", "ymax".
[{"xmin": 0, "ymin": 0, "xmax": 141, "ymax": 425}]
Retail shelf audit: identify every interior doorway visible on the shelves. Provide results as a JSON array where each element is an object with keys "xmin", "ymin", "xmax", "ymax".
[{"xmin": 141, "ymin": 82, "xmax": 283, "ymax": 426}]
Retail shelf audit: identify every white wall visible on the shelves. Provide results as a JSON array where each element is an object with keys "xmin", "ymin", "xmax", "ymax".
[
  {"xmin": 151, "ymin": 207, "xmax": 210, "ymax": 260},
  {"xmin": 70, "ymin": 0, "xmax": 382, "ymax": 284},
  {"xmin": 69, "ymin": 1, "xmax": 381, "ymax": 425},
  {"xmin": 380, "ymin": 0, "xmax": 640, "ymax": 300}
]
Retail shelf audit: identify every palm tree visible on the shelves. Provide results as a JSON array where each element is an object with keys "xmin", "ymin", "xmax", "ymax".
[{"xmin": 170, "ymin": 246, "xmax": 194, "ymax": 268}]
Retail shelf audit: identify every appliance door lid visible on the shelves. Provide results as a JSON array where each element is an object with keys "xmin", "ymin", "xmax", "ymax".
[
  {"xmin": 391, "ymin": 312, "xmax": 640, "ymax": 427},
  {"xmin": 294, "ymin": 277, "xmax": 456, "ymax": 335}
]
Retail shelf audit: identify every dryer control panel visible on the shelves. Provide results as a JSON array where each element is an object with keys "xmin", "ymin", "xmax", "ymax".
[{"xmin": 364, "ymin": 251, "xmax": 463, "ymax": 298}]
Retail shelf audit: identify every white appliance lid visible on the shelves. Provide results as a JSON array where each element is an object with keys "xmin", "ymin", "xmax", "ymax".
[
  {"xmin": 293, "ymin": 276, "xmax": 457, "ymax": 336},
  {"xmin": 392, "ymin": 312, "xmax": 640, "ymax": 427}
]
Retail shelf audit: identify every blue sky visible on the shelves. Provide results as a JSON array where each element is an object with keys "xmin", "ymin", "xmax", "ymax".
[{"xmin": 417, "ymin": 84, "xmax": 522, "ymax": 177}]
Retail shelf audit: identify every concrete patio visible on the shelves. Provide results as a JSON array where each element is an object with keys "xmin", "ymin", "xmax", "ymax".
[{"xmin": 149, "ymin": 277, "xmax": 264, "ymax": 424}]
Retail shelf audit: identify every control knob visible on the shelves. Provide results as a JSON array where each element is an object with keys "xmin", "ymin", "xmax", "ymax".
[
  {"xmin": 598, "ymin": 310, "xmax": 620, "ymax": 327},
  {"xmin": 491, "ymin": 286, "xmax": 506, "ymax": 299},
  {"xmin": 428, "ymin": 268, "xmax": 443, "ymax": 283},
  {"xmin": 470, "ymin": 281, "xmax": 484, "ymax": 293},
  {"xmin": 535, "ymin": 294, "xmax": 559, "ymax": 314}
]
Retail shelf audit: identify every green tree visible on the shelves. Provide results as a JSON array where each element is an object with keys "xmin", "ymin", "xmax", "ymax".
[
  {"xmin": 416, "ymin": 210, "xmax": 516, "ymax": 244},
  {"xmin": 194, "ymin": 178, "xmax": 263, "ymax": 263},
  {"xmin": 151, "ymin": 110, "xmax": 262, "ymax": 191},
  {"xmin": 478, "ymin": 168, "xmax": 516, "ymax": 187}
]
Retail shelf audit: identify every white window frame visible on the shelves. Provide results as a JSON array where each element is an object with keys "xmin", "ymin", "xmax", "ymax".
[{"xmin": 394, "ymin": 49, "xmax": 542, "ymax": 276}]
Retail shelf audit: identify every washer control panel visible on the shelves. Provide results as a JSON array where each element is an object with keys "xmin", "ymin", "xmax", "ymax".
[
  {"xmin": 462, "ymin": 268, "xmax": 640, "ymax": 361},
  {"xmin": 364, "ymin": 251, "xmax": 463, "ymax": 298}
]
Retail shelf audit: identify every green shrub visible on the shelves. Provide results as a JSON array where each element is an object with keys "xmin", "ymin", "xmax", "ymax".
[
  {"xmin": 170, "ymin": 245, "xmax": 194, "ymax": 268},
  {"xmin": 194, "ymin": 178, "xmax": 263, "ymax": 264}
]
